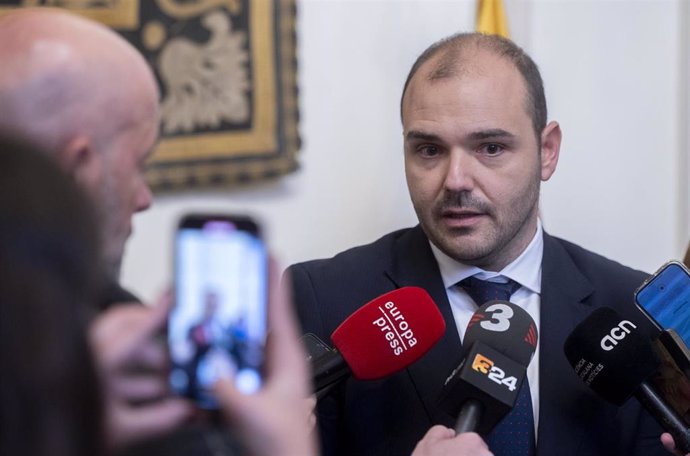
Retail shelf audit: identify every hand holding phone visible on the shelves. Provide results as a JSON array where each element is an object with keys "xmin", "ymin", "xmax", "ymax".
[
  {"xmin": 91, "ymin": 293, "xmax": 193, "ymax": 447},
  {"xmin": 169, "ymin": 215, "xmax": 267, "ymax": 409},
  {"xmin": 214, "ymin": 259, "xmax": 318, "ymax": 456}
]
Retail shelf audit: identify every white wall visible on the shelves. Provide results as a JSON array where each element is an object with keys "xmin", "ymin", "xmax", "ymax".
[
  {"xmin": 121, "ymin": 0, "xmax": 688, "ymax": 302},
  {"xmin": 534, "ymin": 0, "xmax": 684, "ymax": 270}
]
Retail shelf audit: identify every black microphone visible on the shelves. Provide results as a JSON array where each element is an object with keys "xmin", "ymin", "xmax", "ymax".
[
  {"xmin": 302, "ymin": 287, "xmax": 446, "ymax": 397},
  {"xmin": 564, "ymin": 307, "xmax": 690, "ymax": 453},
  {"xmin": 301, "ymin": 333, "xmax": 343, "ymax": 398},
  {"xmin": 438, "ymin": 300, "xmax": 538, "ymax": 435}
]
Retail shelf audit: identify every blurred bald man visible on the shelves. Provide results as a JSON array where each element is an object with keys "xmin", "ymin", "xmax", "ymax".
[
  {"xmin": 0, "ymin": 8, "xmax": 236, "ymax": 455},
  {"xmin": 0, "ymin": 8, "xmax": 156, "ymax": 281}
]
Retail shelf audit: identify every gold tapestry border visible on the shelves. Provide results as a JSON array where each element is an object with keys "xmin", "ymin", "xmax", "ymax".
[{"xmin": 0, "ymin": 1, "xmax": 140, "ymax": 29}]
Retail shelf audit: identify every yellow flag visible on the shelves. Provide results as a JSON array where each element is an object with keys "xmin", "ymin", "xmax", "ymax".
[{"xmin": 476, "ymin": 0, "xmax": 510, "ymax": 39}]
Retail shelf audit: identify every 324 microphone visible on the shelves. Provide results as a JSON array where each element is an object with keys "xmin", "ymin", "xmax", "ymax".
[
  {"xmin": 305, "ymin": 287, "xmax": 446, "ymax": 396},
  {"xmin": 437, "ymin": 300, "xmax": 538, "ymax": 434},
  {"xmin": 564, "ymin": 307, "xmax": 690, "ymax": 453}
]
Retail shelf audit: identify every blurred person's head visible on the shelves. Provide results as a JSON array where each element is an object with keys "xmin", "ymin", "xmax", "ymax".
[
  {"xmin": 0, "ymin": 137, "xmax": 105, "ymax": 456},
  {"xmin": 0, "ymin": 8, "xmax": 160, "ymax": 279}
]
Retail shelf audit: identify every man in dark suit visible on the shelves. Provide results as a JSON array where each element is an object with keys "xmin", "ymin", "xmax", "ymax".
[{"xmin": 288, "ymin": 33, "xmax": 670, "ymax": 456}]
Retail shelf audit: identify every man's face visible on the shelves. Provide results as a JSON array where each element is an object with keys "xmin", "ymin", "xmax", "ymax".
[
  {"xmin": 402, "ymin": 51, "xmax": 555, "ymax": 271},
  {"xmin": 98, "ymin": 104, "xmax": 158, "ymax": 278}
]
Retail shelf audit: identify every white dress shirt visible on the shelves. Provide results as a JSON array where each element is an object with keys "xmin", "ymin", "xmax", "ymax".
[{"xmin": 429, "ymin": 220, "xmax": 544, "ymax": 436}]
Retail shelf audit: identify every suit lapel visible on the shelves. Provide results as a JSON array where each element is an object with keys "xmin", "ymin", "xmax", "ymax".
[
  {"xmin": 536, "ymin": 233, "xmax": 599, "ymax": 456},
  {"xmin": 384, "ymin": 226, "xmax": 462, "ymax": 426},
  {"xmin": 382, "ymin": 227, "xmax": 605, "ymax": 446}
]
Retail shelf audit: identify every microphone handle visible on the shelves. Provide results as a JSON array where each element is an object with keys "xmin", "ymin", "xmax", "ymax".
[
  {"xmin": 636, "ymin": 381, "xmax": 690, "ymax": 453},
  {"xmin": 313, "ymin": 350, "xmax": 350, "ymax": 394},
  {"xmin": 315, "ymin": 382, "xmax": 337, "ymax": 400},
  {"xmin": 455, "ymin": 399, "xmax": 483, "ymax": 434}
]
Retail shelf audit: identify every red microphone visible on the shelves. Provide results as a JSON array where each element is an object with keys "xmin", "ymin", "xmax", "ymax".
[{"xmin": 307, "ymin": 287, "xmax": 446, "ymax": 396}]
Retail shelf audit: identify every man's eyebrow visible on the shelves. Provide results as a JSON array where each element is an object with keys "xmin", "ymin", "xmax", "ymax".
[
  {"xmin": 467, "ymin": 129, "xmax": 516, "ymax": 141},
  {"xmin": 405, "ymin": 130, "xmax": 441, "ymax": 142}
]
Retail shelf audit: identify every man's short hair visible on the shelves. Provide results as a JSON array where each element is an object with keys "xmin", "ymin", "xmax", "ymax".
[{"xmin": 400, "ymin": 32, "xmax": 547, "ymax": 139}]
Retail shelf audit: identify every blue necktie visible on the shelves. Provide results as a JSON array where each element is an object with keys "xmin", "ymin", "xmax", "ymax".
[{"xmin": 458, "ymin": 276, "xmax": 536, "ymax": 456}]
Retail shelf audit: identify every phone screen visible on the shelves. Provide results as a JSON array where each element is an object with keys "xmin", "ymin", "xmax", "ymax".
[
  {"xmin": 169, "ymin": 215, "xmax": 267, "ymax": 409},
  {"xmin": 635, "ymin": 261, "xmax": 690, "ymax": 346}
]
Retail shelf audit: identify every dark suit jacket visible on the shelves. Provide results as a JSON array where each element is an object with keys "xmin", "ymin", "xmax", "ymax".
[{"xmin": 288, "ymin": 226, "xmax": 667, "ymax": 456}]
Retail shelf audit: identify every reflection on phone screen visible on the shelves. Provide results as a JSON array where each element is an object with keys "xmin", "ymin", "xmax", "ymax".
[{"xmin": 169, "ymin": 219, "xmax": 267, "ymax": 408}]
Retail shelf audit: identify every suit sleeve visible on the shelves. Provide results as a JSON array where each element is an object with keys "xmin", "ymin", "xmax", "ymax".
[
  {"xmin": 284, "ymin": 264, "xmax": 326, "ymax": 339},
  {"xmin": 283, "ymin": 264, "xmax": 346, "ymax": 456}
]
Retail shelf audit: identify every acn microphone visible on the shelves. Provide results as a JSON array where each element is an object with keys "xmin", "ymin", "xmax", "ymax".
[
  {"xmin": 437, "ymin": 300, "xmax": 538, "ymax": 435},
  {"xmin": 564, "ymin": 307, "xmax": 690, "ymax": 454},
  {"xmin": 305, "ymin": 286, "xmax": 446, "ymax": 396}
]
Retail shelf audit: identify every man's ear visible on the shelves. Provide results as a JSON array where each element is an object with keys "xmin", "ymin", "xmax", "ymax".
[
  {"xmin": 540, "ymin": 121, "xmax": 561, "ymax": 181},
  {"xmin": 58, "ymin": 135, "xmax": 102, "ymax": 187}
]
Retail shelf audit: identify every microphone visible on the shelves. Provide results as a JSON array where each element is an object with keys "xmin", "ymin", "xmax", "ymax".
[
  {"xmin": 438, "ymin": 300, "xmax": 538, "ymax": 434},
  {"xmin": 564, "ymin": 307, "xmax": 690, "ymax": 453},
  {"xmin": 306, "ymin": 287, "xmax": 446, "ymax": 396}
]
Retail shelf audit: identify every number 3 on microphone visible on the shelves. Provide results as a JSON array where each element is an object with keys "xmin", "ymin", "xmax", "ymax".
[{"xmin": 480, "ymin": 303, "xmax": 513, "ymax": 332}]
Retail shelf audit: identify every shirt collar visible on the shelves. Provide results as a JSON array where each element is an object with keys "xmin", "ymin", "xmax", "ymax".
[{"xmin": 430, "ymin": 219, "xmax": 543, "ymax": 294}]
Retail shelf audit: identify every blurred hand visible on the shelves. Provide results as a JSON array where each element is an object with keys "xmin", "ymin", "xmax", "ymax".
[
  {"xmin": 661, "ymin": 432, "xmax": 690, "ymax": 456},
  {"xmin": 214, "ymin": 260, "xmax": 318, "ymax": 456},
  {"xmin": 305, "ymin": 394, "xmax": 317, "ymax": 433},
  {"xmin": 412, "ymin": 426, "xmax": 493, "ymax": 456},
  {"xmin": 89, "ymin": 293, "xmax": 193, "ymax": 449}
]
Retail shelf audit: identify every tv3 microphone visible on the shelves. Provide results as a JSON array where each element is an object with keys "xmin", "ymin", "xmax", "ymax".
[
  {"xmin": 564, "ymin": 307, "xmax": 690, "ymax": 454},
  {"xmin": 437, "ymin": 300, "xmax": 538, "ymax": 435},
  {"xmin": 305, "ymin": 287, "xmax": 446, "ymax": 396}
]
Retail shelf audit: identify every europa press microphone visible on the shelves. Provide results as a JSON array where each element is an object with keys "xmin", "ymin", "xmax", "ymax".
[
  {"xmin": 564, "ymin": 307, "xmax": 690, "ymax": 453},
  {"xmin": 302, "ymin": 287, "xmax": 446, "ymax": 397},
  {"xmin": 437, "ymin": 300, "xmax": 538, "ymax": 434}
]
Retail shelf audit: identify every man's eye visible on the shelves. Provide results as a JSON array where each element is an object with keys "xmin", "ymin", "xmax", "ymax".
[
  {"xmin": 482, "ymin": 143, "xmax": 504, "ymax": 156},
  {"xmin": 418, "ymin": 145, "xmax": 440, "ymax": 158}
]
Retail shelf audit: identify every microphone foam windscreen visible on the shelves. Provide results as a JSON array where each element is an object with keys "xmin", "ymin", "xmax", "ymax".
[
  {"xmin": 331, "ymin": 287, "xmax": 445, "ymax": 380},
  {"xmin": 563, "ymin": 307, "xmax": 659, "ymax": 405},
  {"xmin": 463, "ymin": 300, "xmax": 538, "ymax": 366}
]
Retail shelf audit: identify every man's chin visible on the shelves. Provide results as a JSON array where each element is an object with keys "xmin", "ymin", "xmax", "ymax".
[
  {"xmin": 428, "ymin": 229, "xmax": 496, "ymax": 264},
  {"xmin": 443, "ymin": 247, "xmax": 494, "ymax": 266}
]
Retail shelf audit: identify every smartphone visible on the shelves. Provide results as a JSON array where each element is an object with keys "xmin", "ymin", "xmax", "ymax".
[
  {"xmin": 635, "ymin": 261, "xmax": 690, "ymax": 425},
  {"xmin": 635, "ymin": 260, "xmax": 690, "ymax": 345},
  {"xmin": 169, "ymin": 214, "xmax": 268, "ymax": 409}
]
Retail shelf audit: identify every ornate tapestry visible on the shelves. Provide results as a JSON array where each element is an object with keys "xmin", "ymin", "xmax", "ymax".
[{"xmin": 0, "ymin": 0, "xmax": 300, "ymax": 190}]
